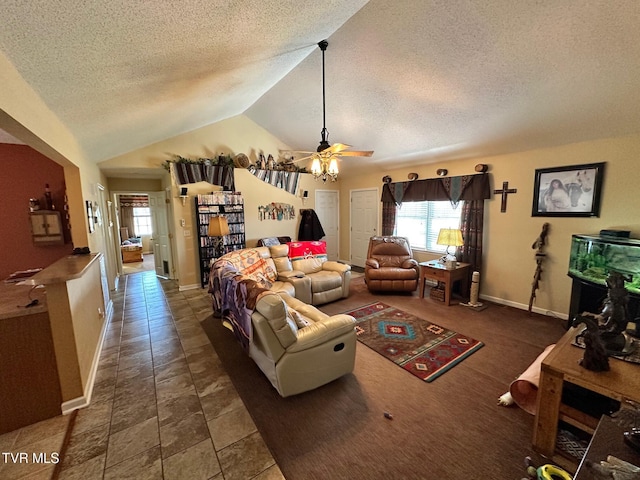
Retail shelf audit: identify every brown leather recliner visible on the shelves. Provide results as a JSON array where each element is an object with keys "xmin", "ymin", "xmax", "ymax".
[{"xmin": 365, "ymin": 236, "xmax": 419, "ymax": 292}]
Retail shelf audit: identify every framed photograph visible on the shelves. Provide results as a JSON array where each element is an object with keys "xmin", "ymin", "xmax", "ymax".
[
  {"xmin": 532, "ymin": 162, "xmax": 605, "ymax": 217},
  {"xmin": 86, "ymin": 200, "xmax": 95, "ymax": 233}
]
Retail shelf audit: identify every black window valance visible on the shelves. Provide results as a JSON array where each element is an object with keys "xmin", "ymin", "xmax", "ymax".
[{"xmin": 381, "ymin": 173, "xmax": 491, "ymax": 206}]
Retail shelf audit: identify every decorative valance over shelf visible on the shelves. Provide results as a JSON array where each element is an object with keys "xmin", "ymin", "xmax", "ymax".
[
  {"xmin": 173, "ymin": 164, "xmax": 235, "ymax": 191},
  {"xmin": 381, "ymin": 173, "xmax": 491, "ymax": 206},
  {"xmin": 248, "ymin": 166, "xmax": 301, "ymax": 195}
]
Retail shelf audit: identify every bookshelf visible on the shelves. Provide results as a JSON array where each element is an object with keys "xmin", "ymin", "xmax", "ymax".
[{"xmin": 195, "ymin": 192, "xmax": 245, "ymax": 288}]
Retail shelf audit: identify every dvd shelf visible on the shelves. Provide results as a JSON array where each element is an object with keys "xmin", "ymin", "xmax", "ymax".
[{"xmin": 195, "ymin": 192, "xmax": 245, "ymax": 288}]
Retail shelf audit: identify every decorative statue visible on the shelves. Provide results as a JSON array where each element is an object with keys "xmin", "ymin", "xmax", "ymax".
[
  {"xmin": 573, "ymin": 315, "xmax": 610, "ymax": 371},
  {"xmin": 572, "ymin": 270, "xmax": 635, "ymax": 368},
  {"xmin": 599, "ymin": 270, "xmax": 631, "ymax": 334}
]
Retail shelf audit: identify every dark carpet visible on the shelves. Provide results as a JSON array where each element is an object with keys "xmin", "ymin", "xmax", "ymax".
[
  {"xmin": 347, "ymin": 301, "xmax": 484, "ymax": 382},
  {"xmin": 202, "ymin": 276, "xmax": 567, "ymax": 479}
]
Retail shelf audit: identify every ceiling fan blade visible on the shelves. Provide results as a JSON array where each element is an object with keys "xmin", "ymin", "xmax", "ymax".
[
  {"xmin": 335, "ymin": 150, "xmax": 374, "ymax": 157},
  {"xmin": 327, "ymin": 143, "xmax": 351, "ymax": 153},
  {"xmin": 290, "ymin": 155, "xmax": 314, "ymax": 163},
  {"xmin": 279, "ymin": 149, "xmax": 316, "ymax": 155}
]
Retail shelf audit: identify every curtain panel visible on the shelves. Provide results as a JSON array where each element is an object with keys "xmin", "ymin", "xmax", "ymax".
[{"xmin": 456, "ymin": 200, "xmax": 485, "ymax": 272}]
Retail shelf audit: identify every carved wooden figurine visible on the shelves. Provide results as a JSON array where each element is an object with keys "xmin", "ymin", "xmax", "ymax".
[
  {"xmin": 573, "ymin": 313, "xmax": 610, "ymax": 372},
  {"xmin": 529, "ymin": 223, "xmax": 550, "ymax": 314}
]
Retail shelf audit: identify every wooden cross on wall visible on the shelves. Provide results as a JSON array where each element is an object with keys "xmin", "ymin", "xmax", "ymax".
[{"xmin": 494, "ymin": 181, "xmax": 517, "ymax": 213}]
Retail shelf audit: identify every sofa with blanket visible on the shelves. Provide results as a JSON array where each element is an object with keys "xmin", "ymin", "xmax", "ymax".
[
  {"xmin": 208, "ymin": 249, "xmax": 356, "ymax": 396},
  {"xmin": 211, "ymin": 242, "xmax": 351, "ymax": 306}
]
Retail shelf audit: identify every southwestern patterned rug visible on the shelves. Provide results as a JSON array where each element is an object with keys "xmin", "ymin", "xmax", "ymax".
[{"xmin": 346, "ymin": 301, "xmax": 484, "ymax": 382}]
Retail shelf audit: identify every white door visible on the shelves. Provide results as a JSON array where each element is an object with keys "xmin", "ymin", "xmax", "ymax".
[
  {"xmin": 97, "ymin": 185, "xmax": 117, "ymax": 291},
  {"xmin": 350, "ymin": 189, "xmax": 379, "ymax": 267},
  {"xmin": 148, "ymin": 191, "xmax": 173, "ymax": 278},
  {"xmin": 315, "ymin": 190, "xmax": 339, "ymax": 261}
]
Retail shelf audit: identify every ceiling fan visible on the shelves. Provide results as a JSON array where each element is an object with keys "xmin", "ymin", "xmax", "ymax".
[{"xmin": 283, "ymin": 40, "xmax": 373, "ymax": 182}]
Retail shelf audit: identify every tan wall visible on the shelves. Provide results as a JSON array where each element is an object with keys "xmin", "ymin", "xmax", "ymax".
[
  {"xmin": 44, "ymin": 256, "xmax": 107, "ymax": 402},
  {"xmin": 46, "ymin": 282, "xmax": 82, "ymax": 401},
  {"xmin": 102, "ymin": 115, "xmax": 338, "ymax": 288},
  {"xmin": 108, "ymin": 178, "xmax": 163, "ymax": 192},
  {"xmin": 99, "ymin": 114, "xmax": 640, "ymax": 310},
  {"xmin": 67, "ymin": 259, "xmax": 106, "ymax": 393},
  {"xmin": 339, "ymin": 133, "xmax": 640, "ymax": 317}
]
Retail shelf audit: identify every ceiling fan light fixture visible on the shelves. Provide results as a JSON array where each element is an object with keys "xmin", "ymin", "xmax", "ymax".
[
  {"xmin": 310, "ymin": 153, "xmax": 339, "ymax": 183},
  {"xmin": 328, "ymin": 157, "xmax": 339, "ymax": 175},
  {"xmin": 311, "ymin": 158, "xmax": 322, "ymax": 175}
]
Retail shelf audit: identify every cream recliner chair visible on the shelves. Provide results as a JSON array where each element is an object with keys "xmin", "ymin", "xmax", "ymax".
[{"xmin": 249, "ymin": 291, "xmax": 356, "ymax": 397}]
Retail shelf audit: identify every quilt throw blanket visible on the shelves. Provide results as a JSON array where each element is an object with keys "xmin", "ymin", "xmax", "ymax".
[
  {"xmin": 209, "ymin": 256, "xmax": 269, "ymax": 352},
  {"xmin": 346, "ymin": 302, "xmax": 484, "ymax": 382}
]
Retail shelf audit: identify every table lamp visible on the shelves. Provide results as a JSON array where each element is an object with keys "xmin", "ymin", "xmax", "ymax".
[
  {"xmin": 208, "ymin": 216, "xmax": 230, "ymax": 256},
  {"xmin": 436, "ymin": 228, "xmax": 464, "ymax": 264}
]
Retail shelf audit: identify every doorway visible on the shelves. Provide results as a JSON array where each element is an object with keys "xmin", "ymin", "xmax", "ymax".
[
  {"xmin": 350, "ymin": 188, "xmax": 379, "ymax": 268},
  {"xmin": 314, "ymin": 190, "xmax": 339, "ymax": 261},
  {"xmin": 114, "ymin": 191, "xmax": 174, "ymax": 279}
]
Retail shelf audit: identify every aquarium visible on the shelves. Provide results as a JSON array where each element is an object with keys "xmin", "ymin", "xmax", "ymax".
[{"xmin": 568, "ymin": 234, "xmax": 640, "ymax": 295}]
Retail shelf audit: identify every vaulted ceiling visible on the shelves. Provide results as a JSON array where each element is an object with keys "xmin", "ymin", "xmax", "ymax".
[{"xmin": 3, "ymin": 1, "xmax": 640, "ymax": 178}]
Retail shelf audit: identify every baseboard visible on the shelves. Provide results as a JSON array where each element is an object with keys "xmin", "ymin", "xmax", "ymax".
[
  {"xmin": 179, "ymin": 283, "xmax": 201, "ymax": 291},
  {"xmin": 479, "ymin": 294, "xmax": 568, "ymax": 320},
  {"xmin": 61, "ymin": 298, "xmax": 113, "ymax": 415},
  {"xmin": 61, "ymin": 396, "xmax": 88, "ymax": 415}
]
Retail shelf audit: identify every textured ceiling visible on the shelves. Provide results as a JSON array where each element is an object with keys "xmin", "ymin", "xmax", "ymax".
[{"xmin": 3, "ymin": 1, "xmax": 640, "ymax": 178}]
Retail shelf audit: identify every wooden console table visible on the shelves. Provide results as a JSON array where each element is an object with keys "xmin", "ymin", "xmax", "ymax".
[
  {"xmin": 418, "ymin": 260, "xmax": 470, "ymax": 306},
  {"xmin": 533, "ymin": 327, "xmax": 640, "ymax": 471}
]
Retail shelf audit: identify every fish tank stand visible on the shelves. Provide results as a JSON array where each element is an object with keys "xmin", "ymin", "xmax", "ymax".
[{"xmin": 568, "ymin": 234, "xmax": 640, "ymax": 327}]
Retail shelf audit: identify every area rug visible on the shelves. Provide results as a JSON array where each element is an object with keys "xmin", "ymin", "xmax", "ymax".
[{"xmin": 346, "ymin": 301, "xmax": 484, "ymax": 382}]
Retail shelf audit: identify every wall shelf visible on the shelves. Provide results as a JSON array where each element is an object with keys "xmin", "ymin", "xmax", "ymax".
[{"xmin": 29, "ymin": 210, "xmax": 64, "ymax": 245}]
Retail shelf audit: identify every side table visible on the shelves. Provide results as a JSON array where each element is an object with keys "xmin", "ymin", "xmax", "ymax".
[
  {"xmin": 418, "ymin": 260, "xmax": 470, "ymax": 306},
  {"xmin": 533, "ymin": 327, "xmax": 640, "ymax": 471}
]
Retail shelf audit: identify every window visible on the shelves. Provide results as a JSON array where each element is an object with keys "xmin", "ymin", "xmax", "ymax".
[
  {"xmin": 394, "ymin": 201, "xmax": 462, "ymax": 252},
  {"xmin": 133, "ymin": 207, "xmax": 152, "ymax": 236}
]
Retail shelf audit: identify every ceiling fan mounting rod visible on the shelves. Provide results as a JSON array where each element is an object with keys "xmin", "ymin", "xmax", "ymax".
[{"xmin": 318, "ymin": 39, "xmax": 330, "ymax": 152}]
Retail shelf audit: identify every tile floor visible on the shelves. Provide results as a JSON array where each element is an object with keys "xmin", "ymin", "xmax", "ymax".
[{"xmin": 0, "ymin": 271, "xmax": 285, "ymax": 480}]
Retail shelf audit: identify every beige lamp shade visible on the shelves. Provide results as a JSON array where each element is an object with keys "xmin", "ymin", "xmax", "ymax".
[
  {"xmin": 208, "ymin": 216, "xmax": 230, "ymax": 237},
  {"xmin": 436, "ymin": 228, "xmax": 464, "ymax": 247}
]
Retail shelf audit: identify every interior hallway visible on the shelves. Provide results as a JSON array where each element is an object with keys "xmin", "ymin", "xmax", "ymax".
[
  {"xmin": 0, "ymin": 270, "xmax": 284, "ymax": 480},
  {"xmin": 121, "ymin": 252, "xmax": 156, "ymax": 275}
]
